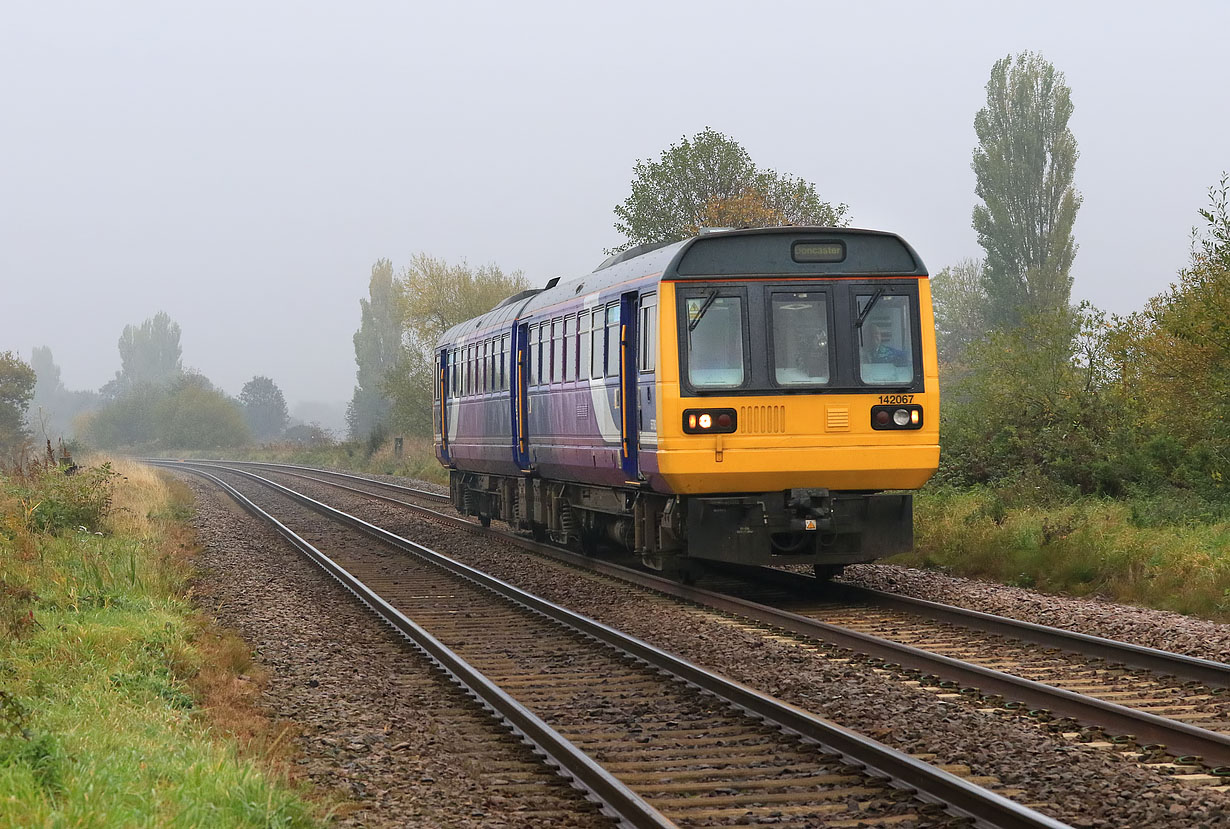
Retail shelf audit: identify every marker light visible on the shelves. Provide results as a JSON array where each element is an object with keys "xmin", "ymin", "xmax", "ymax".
[
  {"xmin": 682, "ymin": 408, "xmax": 738, "ymax": 434},
  {"xmin": 870, "ymin": 404, "xmax": 924, "ymax": 430}
]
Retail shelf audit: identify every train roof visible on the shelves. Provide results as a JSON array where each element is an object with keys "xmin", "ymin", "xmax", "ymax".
[{"xmin": 438, "ymin": 227, "xmax": 926, "ymax": 345}]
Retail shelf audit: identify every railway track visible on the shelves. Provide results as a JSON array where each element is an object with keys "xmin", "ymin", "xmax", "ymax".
[
  {"xmin": 156, "ymin": 459, "xmax": 1065, "ymax": 829},
  {"xmin": 185, "ymin": 460, "xmax": 1230, "ymax": 778}
]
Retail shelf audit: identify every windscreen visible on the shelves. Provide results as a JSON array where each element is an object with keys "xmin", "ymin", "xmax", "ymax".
[
  {"xmin": 858, "ymin": 294, "xmax": 915, "ymax": 384},
  {"xmin": 771, "ymin": 292, "xmax": 829, "ymax": 386},
  {"xmin": 686, "ymin": 294, "xmax": 744, "ymax": 388}
]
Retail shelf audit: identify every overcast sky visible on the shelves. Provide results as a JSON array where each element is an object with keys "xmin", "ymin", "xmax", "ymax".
[{"xmin": 3, "ymin": 1, "xmax": 1227, "ymax": 425}]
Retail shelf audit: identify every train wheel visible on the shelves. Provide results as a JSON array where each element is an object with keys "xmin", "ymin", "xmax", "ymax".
[
  {"xmin": 530, "ymin": 522, "xmax": 548, "ymax": 542},
  {"xmin": 478, "ymin": 512, "xmax": 491, "ymax": 528}
]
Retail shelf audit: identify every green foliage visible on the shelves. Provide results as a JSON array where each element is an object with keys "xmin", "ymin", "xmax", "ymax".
[
  {"xmin": 2, "ymin": 462, "xmax": 118, "ymax": 535},
  {"xmin": 901, "ymin": 486, "xmax": 1230, "ymax": 619},
  {"xmin": 397, "ymin": 254, "xmax": 529, "ymax": 349},
  {"xmin": 1116, "ymin": 176, "xmax": 1230, "ymax": 484},
  {"xmin": 938, "ymin": 303, "xmax": 1159, "ymax": 496},
  {"xmin": 348, "ymin": 259, "xmax": 403, "ymax": 441},
  {"xmin": 930, "ymin": 258, "xmax": 988, "ymax": 367},
  {"xmin": 239, "ymin": 376, "xmax": 289, "ymax": 441},
  {"xmin": 611, "ymin": 127, "xmax": 848, "ymax": 251},
  {"xmin": 383, "ymin": 347, "xmax": 435, "ymax": 438},
  {"xmin": 0, "ymin": 464, "xmax": 320, "ymax": 826},
  {"xmin": 82, "ymin": 376, "xmax": 249, "ymax": 451},
  {"xmin": 0, "ymin": 351, "xmax": 37, "ymax": 452},
  {"xmin": 972, "ymin": 52, "xmax": 1082, "ymax": 327},
  {"xmin": 384, "ymin": 254, "xmax": 530, "ymax": 439},
  {"xmin": 153, "ymin": 375, "xmax": 250, "ymax": 450},
  {"xmin": 78, "ymin": 383, "xmax": 163, "ymax": 448},
  {"xmin": 107, "ymin": 311, "xmax": 183, "ymax": 396},
  {"xmin": 1196, "ymin": 171, "xmax": 1230, "ymax": 269}
]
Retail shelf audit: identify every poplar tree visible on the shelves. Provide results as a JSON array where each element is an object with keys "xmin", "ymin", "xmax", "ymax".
[
  {"xmin": 972, "ymin": 52, "xmax": 1082, "ymax": 327},
  {"xmin": 348, "ymin": 259, "xmax": 402, "ymax": 441},
  {"xmin": 114, "ymin": 311, "xmax": 184, "ymax": 391}
]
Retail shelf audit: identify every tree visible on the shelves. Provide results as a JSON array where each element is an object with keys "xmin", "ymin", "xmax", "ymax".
[
  {"xmin": 390, "ymin": 255, "xmax": 530, "ymax": 437},
  {"xmin": 0, "ymin": 351, "xmax": 37, "ymax": 451},
  {"xmin": 348, "ymin": 260, "xmax": 403, "ymax": 441},
  {"xmin": 107, "ymin": 311, "xmax": 183, "ymax": 396},
  {"xmin": 1195, "ymin": 171, "xmax": 1230, "ymax": 270},
  {"xmin": 154, "ymin": 374, "xmax": 250, "ymax": 449},
  {"xmin": 239, "ymin": 376, "xmax": 289, "ymax": 441},
  {"xmin": 972, "ymin": 52, "xmax": 1082, "ymax": 327},
  {"xmin": 930, "ymin": 258, "xmax": 989, "ymax": 367},
  {"xmin": 612, "ymin": 127, "xmax": 848, "ymax": 251},
  {"xmin": 1124, "ymin": 176, "xmax": 1230, "ymax": 473},
  {"xmin": 397, "ymin": 255, "xmax": 529, "ymax": 350},
  {"xmin": 27, "ymin": 346, "xmax": 99, "ymax": 440}
]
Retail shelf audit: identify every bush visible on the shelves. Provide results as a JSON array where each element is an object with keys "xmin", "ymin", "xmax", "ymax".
[{"xmin": 2, "ymin": 461, "xmax": 118, "ymax": 535}]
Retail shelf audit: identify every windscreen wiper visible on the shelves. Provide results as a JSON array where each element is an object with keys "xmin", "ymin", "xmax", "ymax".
[
  {"xmin": 855, "ymin": 288, "xmax": 885, "ymax": 329},
  {"xmin": 687, "ymin": 290, "xmax": 719, "ymax": 332}
]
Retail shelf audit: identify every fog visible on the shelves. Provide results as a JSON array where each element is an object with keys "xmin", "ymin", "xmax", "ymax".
[{"xmin": 3, "ymin": 0, "xmax": 1226, "ymax": 429}]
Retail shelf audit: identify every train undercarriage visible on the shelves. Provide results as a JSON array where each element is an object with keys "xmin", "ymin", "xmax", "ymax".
[{"xmin": 449, "ymin": 470, "xmax": 913, "ymax": 579}]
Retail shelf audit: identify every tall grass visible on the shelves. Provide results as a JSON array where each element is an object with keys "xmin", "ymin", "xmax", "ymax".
[
  {"xmin": 899, "ymin": 484, "xmax": 1230, "ymax": 619},
  {"xmin": 0, "ymin": 457, "xmax": 320, "ymax": 827}
]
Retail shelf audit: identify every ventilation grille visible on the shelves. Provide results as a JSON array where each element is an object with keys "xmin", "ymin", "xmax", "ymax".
[
  {"xmin": 826, "ymin": 407, "xmax": 850, "ymax": 430},
  {"xmin": 739, "ymin": 405, "xmax": 786, "ymax": 434}
]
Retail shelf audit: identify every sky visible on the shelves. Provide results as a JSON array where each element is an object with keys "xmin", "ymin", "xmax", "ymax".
[{"xmin": 3, "ymin": 1, "xmax": 1227, "ymax": 428}]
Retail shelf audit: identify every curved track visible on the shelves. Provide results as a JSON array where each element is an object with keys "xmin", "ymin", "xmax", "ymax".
[
  {"xmin": 193, "ymin": 460, "xmax": 1230, "ymax": 776},
  {"xmin": 156, "ymin": 459, "xmax": 1066, "ymax": 829}
]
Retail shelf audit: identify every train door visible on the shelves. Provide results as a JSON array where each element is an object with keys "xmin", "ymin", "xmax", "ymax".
[
  {"xmin": 636, "ymin": 293, "xmax": 657, "ymax": 451},
  {"xmin": 512, "ymin": 322, "xmax": 531, "ymax": 470},
  {"xmin": 619, "ymin": 291, "xmax": 639, "ymax": 482},
  {"xmin": 438, "ymin": 349, "xmax": 451, "ymax": 465}
]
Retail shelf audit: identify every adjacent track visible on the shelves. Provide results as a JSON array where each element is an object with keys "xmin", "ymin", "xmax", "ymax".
[{"xmin": 156, "ymin": 459, "xmax": 1067, "ymax": 829}]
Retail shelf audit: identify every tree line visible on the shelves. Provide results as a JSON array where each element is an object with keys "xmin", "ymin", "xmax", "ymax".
[{"xmin": 0, "ymin": 311, "xmax": 295, "ymax": 454}]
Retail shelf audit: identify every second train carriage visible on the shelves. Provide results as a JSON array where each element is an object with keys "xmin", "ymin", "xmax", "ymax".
[{"xmin": 433, "ymin": 227, "xmax": 940, "ymax": 576}]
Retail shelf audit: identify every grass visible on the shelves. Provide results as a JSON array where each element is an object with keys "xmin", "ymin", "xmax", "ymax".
[
  {"xmin": 897, "ymin": 484, "xmax": 1230, "ymax": 620},
  {"xmin": 156, "ymin": 435, "xmax": 448, "ymax": 486},
  {"xmin": 0, "ymin": 457, "xmax": 322, "ymax": 828}
]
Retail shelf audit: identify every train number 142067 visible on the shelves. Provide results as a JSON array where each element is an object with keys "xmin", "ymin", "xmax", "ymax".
[{"xmin": 877, "ymin": 394, "xmax": 914, "ymax": 405}]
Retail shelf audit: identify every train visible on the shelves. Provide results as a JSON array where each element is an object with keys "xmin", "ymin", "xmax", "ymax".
[{"xmin": 432, "ymin": 226, "xmax": 939, "ymax": 578}]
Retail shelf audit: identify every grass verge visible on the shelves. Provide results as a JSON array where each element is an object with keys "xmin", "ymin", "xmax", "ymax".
[
  {"xmin": 0, "ymin": 457, "xmax": 321, "ymax": 828},
  {"xmin": 897, "ymin": 484, "xmax": 1230, "ymax": 620},
  {"xmin": 158, "ymin": 435, "xmax": 447, "ymax": 486}
]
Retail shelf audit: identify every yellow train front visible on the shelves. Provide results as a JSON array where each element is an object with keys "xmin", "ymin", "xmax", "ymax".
[{"xmin": 435, "ymin": 227, "xmax": 939, "ymax": 578}]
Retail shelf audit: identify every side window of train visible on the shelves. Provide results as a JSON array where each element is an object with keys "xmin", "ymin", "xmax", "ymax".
[
  {"xmin": 528, "ymin": 325, "xmax": 538, "ymax": 386},
  {"xmin": 605, "ymin": 304, "xmax": 620, "ymax": 377},
  {"xmin": 638, "ymin": 294, "xmax": 657, "ymax": 373},
  {"xmin": 564, "ymin": 315, "xmax": 576, "ymax": 382},
  {"xmin": 551, "ymin": 318, "xmax": 562, "ymax": 384},
  {"xmin": 591, "ymin": 309, "xmax": 605, "ymax": 379},
  {"xmin": 486, "ymin": 338, "xmax": 494, "ymax": 392},
  {"xmin": 579, "ymin": 312, "xmax": 590, "ymax": 381}
]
